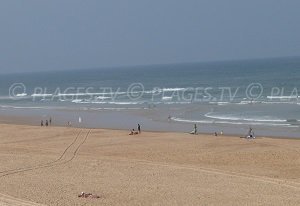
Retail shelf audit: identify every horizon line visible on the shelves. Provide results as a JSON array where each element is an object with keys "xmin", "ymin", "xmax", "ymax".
[{"xmin": 2, "ymin": 55, "xmax": 300, "ymax": 75}]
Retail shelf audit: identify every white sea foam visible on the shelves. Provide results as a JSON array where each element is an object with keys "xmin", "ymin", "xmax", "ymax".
[
  {"xmin": 28, "ymin": 88, "xmax": 193, "ymax": 99},
  {"xmin": 71, "ymin": 99, "xmax": 82, "ymax": 103},
  {"xmin": 162, "ymin": 96, "xmax": 172, "ymax": 101},
  {"xmin": 267, "ymin": 96, "xmax": 299, "ymax": 99},
  {"xmin": 95, "ymin": 96, "xmax": 111, "ymax": 100},
  {"xmin": 143, "ymin": 88, "xmax": 192, "ymax": 94},
  {"xmin": 209, "ymin": 102, "xmax": 231, "ymax": 105},
  {"xmin": 237, "ymin": 101, "xmax": 261, "ymax": 105},
  {"xmin": 217, "ymin": 102, "xmax": 230, "ymax": 105},
  {"xmin": 209, "ymin": 102, "xmax": 224, "ymax": 105},
  {"xmin": 171, "ymin": 117, "xmax": 293, "ymax": 127},
  {"xmin": 205, "ymin": 112, "xmax": 286, "ymax": 122},
  {"xmin": 16, "ymin": 93, "xmax": 27, "ymax": 97},
  {"xmin": 163, "ymin": 101, "xmax": 191, "ymax": 105},
  {"xmin": 106, "ymin": 102, "xmax": 143, "ymax": 105},
  {"xmin": 31, "ymin": 93, "xmax": 53, "ymax": 97},
  {"xmin": 55, "ymin": 92, "xmax": 126, "ymax": 97},
  {"xmin": 170, "ymin": 117, "xmax": 213, "ymax": 124},
  {"xmin": 0, "ymin": 105, "xmax": 51, "ymax": 110},
  {"xmin": 161, "ymin": 88, "xmax": 187, "ymax": 92},
  {"xmin": 74, "ymin": 101, "xmax": 144, "ymax": 105},
  {"xmin": 262, "ymin": 101, "xmax": 296, "ymax": 105},
  {"xmin": 215, "ymin": 121, "xmax": 291, "ymax": 127},
  {"xmin": 287, "ymin": 125, "xmax": 299, "ymax": 128}
]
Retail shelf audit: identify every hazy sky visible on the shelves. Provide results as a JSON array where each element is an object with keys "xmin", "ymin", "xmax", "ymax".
[{"xmin": 1, "ymin": 0, "xmax": 300, "ymax": 73}]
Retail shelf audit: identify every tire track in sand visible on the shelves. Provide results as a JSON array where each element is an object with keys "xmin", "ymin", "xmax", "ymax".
[
  {"xmin": 0, "ymin": 192, "xmax": 46, "ymax": 206},
  {"xmin": 0, "ymin": 129, "xmax": 91, "ymax": 178},
  {"xmin": 0, "ymin": 129, "xmax": 91, "ymax": 206},
  {"xmin": 0, "ymin": 128, "xmax": 82, "ymax": 175}
]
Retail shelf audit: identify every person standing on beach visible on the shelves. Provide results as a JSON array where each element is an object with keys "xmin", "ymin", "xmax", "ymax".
[
  {"xmin": 49, "ymin": 117, "xmax": 52, "ymax": 126},
  {"xmin": 45, "ymin": 120, "xmax": 48, "ymax": 127},
  {"xmin": 194, "ymin": 124, "xmax": 197, "ymax": 135},
  {"xmin": 41, "ymin": 120, "xmax": 44, "ymax": 127},
  {"xmin": 138, "ymin": 124, "xmax": 141, "ymax": 134}
]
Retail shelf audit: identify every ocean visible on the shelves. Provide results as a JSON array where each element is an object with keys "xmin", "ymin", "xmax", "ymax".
[{"xmin": 1, "ymin": 57, "xmax": 300, "ymax": 138}]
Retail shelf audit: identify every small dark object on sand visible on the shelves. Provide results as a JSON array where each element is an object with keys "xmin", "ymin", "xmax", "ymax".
[{"xmin": 78, "ymin": 192, "xmax": 100, "ymax": 199}]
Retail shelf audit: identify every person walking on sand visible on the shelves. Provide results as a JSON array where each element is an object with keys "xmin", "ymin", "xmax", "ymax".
[
  {"xmin": 45, "ymin": 120, "xmax": 49, "ymax": 127},
  {"xmin": 41, "ymin": 120, "xmax": 44, "ymax": 127},
  {"xmin": 49, "ymin": 117, "xmax": 52, "ymax": 126},
  {"xmin": 138, "ymin": 124, "xmax": 141, "ymax": 134},
  {"xmin": 189, "ymin": 124, "xmax": 197, "ymax": 135}
]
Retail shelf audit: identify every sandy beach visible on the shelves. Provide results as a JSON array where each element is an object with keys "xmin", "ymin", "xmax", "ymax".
[{"xmin": 0, "ymin": 124, "xmax": 299, "ymax": 206}]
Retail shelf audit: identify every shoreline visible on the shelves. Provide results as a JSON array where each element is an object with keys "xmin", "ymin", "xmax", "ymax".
[
  {"xmin": 0, "ymin": 119, "xmax": 300, "ymax": 141},
  {"xmin": 0, "ymin": 118, "xmax": 299, "ymax": 141},
  {"xmin": 0, "ymin": 116, "xmax": 300, "ymax": 140},
  {"xmin": 0, "ymin": 106, "xmax": 300, "ymax": 139}
]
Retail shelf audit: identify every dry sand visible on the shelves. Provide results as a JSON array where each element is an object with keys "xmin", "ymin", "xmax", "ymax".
[{"xmin": 0, "ymin": 124, "xmax": 299, "ymax": 205}]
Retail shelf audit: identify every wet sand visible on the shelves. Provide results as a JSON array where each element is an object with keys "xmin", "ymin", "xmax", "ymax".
[{"xmin": 0, "ymin": 124, "xmax": 299, "ymax": 205}]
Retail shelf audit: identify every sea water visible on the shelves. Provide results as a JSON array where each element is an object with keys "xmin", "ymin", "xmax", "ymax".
[{"xmin": 0, "ymin": 57, "xmax": 300, "ymax": 137}]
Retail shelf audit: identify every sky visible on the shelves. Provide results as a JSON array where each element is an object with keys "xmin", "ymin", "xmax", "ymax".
[{"xmin": 0, "ymin": 0, "xmax": 300, "ymax": 73}]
